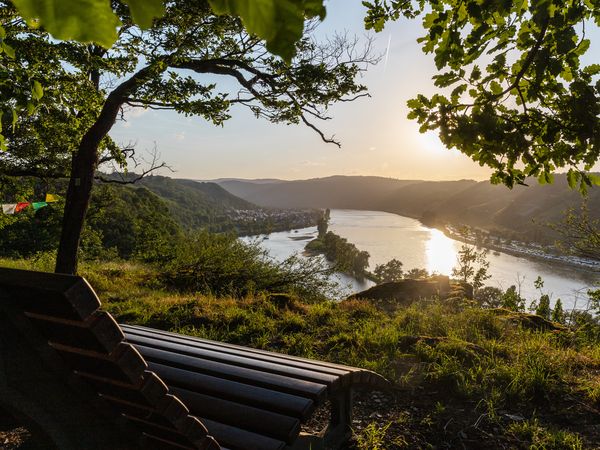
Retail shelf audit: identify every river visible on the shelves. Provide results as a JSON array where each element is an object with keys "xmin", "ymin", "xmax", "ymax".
[{"xmin": 242, "ymin": 209, "xmax": 599, "ymax": 310}]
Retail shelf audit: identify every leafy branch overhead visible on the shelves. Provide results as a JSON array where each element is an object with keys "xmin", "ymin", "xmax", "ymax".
[
  {"xmin": 365, "ymin": 0, "xmax": 600, "ymax": 191},
  {"xmin": 0, "ymin": 0, "xmax": 371, "ymax": 273},
  {"xmin": 11, "ymin": 0, "xmax": 325, "ymax": 61}
]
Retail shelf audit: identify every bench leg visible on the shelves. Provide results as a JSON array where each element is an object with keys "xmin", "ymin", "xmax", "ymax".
[{"xmin": 323, "ymin": 388, "xmax": 353, "ymax": 449}]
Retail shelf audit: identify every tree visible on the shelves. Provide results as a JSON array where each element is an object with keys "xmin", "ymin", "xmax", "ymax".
[
  {"xmin": 404, "ymin": 267, "xmax": 429, "ymax": 279},
  {"xmin": 1, "ymin": 1, "xmax": 372, "ymax": 274},
  {"xmin": 535, "ymin": 294, "xmax": 552, "ymax": 320},
  {"xmin": 452, "ymin": 244, "xmax": 490, "ymax": 292},
  {"xmin": 551, "ymin": 298, "xmax": 565, "ymax": 323},
  {"xmin": 317, "ymin": 209, "xmax": 330, "ymax": 238},
  {"xmin": 365, "ymin": 1, "xmax": 600, "ymax": 191},
  {"xmin": 373, "ymin": 258, "xmax": 403, "ymax": 283},
  {"xmin": 474, "ymin": 286, "xmax": 503, "ymax": 308},
  {"xmin": 2, "ymin": 0, "xmax": 327, "ymax": 151},
  {"xmin": 501, "ymin": 285, "xmax": 526, "ymax": 312},
  {"xmin": 552, "ymin": 202, "xmax": 600, "ymax": 261}
]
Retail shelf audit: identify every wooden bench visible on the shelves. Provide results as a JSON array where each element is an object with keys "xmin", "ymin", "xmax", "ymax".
[{"xmin": 0, "ymin": 267, "xmax": 389, "ymax": 449}]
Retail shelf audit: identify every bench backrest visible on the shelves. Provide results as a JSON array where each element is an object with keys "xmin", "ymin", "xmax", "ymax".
[{"xmin": 0, "ymin": 267, "xmax": 219, "ymax": 450}]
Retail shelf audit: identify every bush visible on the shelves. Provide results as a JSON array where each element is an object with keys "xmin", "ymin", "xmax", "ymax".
[{"xmin": 159, "ymin": 231, "xmax": 338, "ymax": 300}]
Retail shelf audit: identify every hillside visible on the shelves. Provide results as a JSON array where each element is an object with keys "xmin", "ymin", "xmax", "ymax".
[
  {"xmin": 134, "ymin": 176, "xmax": 258, "ymax": 229},
  {"xmin": 217, "ymin": 175, "xmax": 600, "ymax": 243}
]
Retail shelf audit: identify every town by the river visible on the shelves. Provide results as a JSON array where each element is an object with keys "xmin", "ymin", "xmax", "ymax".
[{"xmin": 243, "ymin": 209, "xmax": 599, "ymax": 310}]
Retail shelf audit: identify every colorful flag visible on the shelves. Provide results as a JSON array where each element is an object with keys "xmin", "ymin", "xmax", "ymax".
[
  {"xmin": 45, "ymin": 194, "xmax": 59, "ymax": 203},
  {"xmin": 15, "ymin": 202, "xmax": 30, "ymax": 212},
  {"xmin": 2, "ymin": 204, "xmax": 17, "ymax": 214},
  {"xmin": 32, "ymin": 202, "xmax": 48, "ymax": 211}
]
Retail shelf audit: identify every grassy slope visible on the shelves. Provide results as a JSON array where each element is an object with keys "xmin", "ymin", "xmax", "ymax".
[{"xmin": 3, "ymin": 257, "xmax": 599, "ymax": 448}]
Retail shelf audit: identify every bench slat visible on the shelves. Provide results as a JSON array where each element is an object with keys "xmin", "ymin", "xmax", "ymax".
[
  {"xmin": 0, "ymin": 270, "xmax": 100, "ymax": 321},
  {"xmin": 123, "ymin": 324, "xmax": 364, "ymax": 373},
  {"xmin": 199, "ymin": 418, "xmax": 286, "ymax": 450},
  {"xmin": 126, "ymin": 335, "xmax": 340, "ymax": 388},
  {"xmin": 171, "ymin": 386, "xmax": 300, "ymax": 444},
  {"xmin": 134, "ymin": 344, "xmax": 328, "ymax": 401},
  {"xmin": 124, "ymin": 326, "xmax": 351, "ymax": 377},
  {"xmin": 149, "ymin": 361, "xmax": 315, "ymax": 420},
  {"xmin": 26, "ymin": 311, "xmax": 123, "ymax": 353}
]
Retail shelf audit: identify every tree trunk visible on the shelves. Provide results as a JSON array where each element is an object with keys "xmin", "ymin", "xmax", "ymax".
[
  {"xmin": 54, "ymin": 139, "xmax": 99, "ymax": 274},
  {"xmin": 53, "ymin": 65, "xmax": 160, "ymax": 274}
]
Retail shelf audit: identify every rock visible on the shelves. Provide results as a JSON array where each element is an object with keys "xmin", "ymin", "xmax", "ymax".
[
  {"xmin": 504, "ymin": 413, "xmax": 525, "ymax": 422},
  {"xmin": 491, "ymin": 308, "xmax": 568, "ymax": 332},
  {"xmin": 347, "ymin": 276, "xmax": 451, "ymax": 308}
]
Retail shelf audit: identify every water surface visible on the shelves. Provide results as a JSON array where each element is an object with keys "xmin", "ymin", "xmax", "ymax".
[{"xmin": 244, "ymin": 209, "xmax": 598, "ymax": 309}]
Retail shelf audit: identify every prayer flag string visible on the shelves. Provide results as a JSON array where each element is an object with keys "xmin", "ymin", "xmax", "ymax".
[{"xmin": 1, "ymin": 195, "xmax": 59, "ymax": 215}]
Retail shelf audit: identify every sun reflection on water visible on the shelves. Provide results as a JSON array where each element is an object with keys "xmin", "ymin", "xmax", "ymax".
[{"xmin": 426, "ymin": 228, "xmax": 458, "ymax": 275}]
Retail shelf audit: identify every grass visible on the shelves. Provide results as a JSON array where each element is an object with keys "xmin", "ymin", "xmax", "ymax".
[
  {"xmin": 508, "ymin": 419, "xmax": 584, "ymax": 450},
  {"xmin": 3, "ymin": 257, "xmax": 599, "ymax": 448}
]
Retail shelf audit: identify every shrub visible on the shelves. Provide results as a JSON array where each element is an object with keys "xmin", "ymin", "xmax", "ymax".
[{"xmin": 160, "ymin": 231, "xmax": 338, "ymax": 300}]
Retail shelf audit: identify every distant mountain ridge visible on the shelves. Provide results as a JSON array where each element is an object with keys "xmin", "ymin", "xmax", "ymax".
[
  {"xmin": 218, "ymin": 176, "xmax": 422, "ymax": 209},
  {"xmin": 216, "ymin": 175, "xmax": 600, "ymax": 243}
]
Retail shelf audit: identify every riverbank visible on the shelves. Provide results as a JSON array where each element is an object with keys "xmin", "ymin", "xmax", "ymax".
[
  {"xmin": 379, "ymin": 207, "xmax": 600, "ymax": 273},
  {"xmin": 441, "ymin": 224, "xmax": 600, "ymax": 274}
]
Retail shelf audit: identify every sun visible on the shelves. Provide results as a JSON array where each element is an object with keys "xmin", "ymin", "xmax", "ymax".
[{"xmin": 417, "ymin": 131, "xmax": 448, "ymax": 155}]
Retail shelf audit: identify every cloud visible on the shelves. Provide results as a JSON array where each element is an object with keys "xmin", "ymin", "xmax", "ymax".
[{"xmin": 300, "ymin": 160, "xmax": 325, "ymax": 167}]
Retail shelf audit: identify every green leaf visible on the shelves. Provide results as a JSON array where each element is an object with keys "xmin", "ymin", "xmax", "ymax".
[
  {"xmin": 122, "ymin": 0, "xmax": 165, "ymax": 29},
  {"xmin": 566, "ymin": 169, "xmax": 577, "ymax": 189},
  {"xmin": 588, "ymin": 173, "xmax": 600, "ymax": 186},
  {"xmin": 32, "ymin": 80, "xmax": 43, "ymax": 100},
  {"xmin": 489, "ymin": 80, "xmax": 503, "ymax": 95},
  {"xmin": 583, "ymin": 64, "xmax": 600, "ymax": 76},
  {"xmin": 208, "ymin": 0, "xmax": 326, "ymax": 62},
  {"xmin": 1, "ymin": 41, "xmax": 15, "ymax": 58},
  {"xmin": 12, "ymin": 0, "xmax": 121, "ymax": 48},
  {"xmin": 11, "ymin": 109, "xmax": 17, "ymax": 132}
]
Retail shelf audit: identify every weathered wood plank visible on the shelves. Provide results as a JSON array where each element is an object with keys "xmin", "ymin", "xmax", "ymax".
[
  {"xmin": 126, "ymin": 336, "xmax": 339, "ymax": 388},
  {"xmin": 137, "ymin": 345, "xmax": 328, "ymax": 401},
  {"xmin": 198, "ymin": 417, "xmax": 286, "ymax": 450},
  {"xmin": 26, "ymin": 311, "xmax": 123, "ymax": 353},
  {"xmin": 148, "ymin": 362, "xmax": 315, "ymax": 419},
  {"xmin": 0, "ymin": 268, "xmax": 100, "ymax": 320},
  {"xmin": 123, "ymin": 324, "xmax": 364, "ymax": 373},
  {"xmin": 170, "ymin": 386, "xmax": 301, "ymax": 444},
  {"xmin": 123, "ymin": 326, "xmax": 350, "ymax": 377}
]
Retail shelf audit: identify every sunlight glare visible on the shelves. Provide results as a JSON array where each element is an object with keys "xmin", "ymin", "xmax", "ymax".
[
  {"xmin": 418, "ymin": 131, "xmax": 447, "ymax": 155},
  {"xmin": 425, "ymin": 228, "xmax": 457, "ymax": 275}
]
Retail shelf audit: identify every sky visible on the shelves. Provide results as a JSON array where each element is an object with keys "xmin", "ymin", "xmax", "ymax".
[{"xmin": 110, "ymin": 1, "xmax": 600, "ymax": 182}]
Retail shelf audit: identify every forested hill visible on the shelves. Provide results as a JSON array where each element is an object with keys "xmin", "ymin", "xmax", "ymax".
[
  {"xmin": 0, "ymin": 174, "xmax": 319, "ymax": 260},
  {"xmin": 217, "ymin": 175, "xmax": 600, "ymax": 243},
  {"xmin": 134, "ymin": 176, "xmax": 257, "ymax": 229}
]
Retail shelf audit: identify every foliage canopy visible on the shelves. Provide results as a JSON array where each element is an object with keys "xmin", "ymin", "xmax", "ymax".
[
  {"xmin": 365, "ymin": 0, "xmax": 600, "ymax": 191},
  {"xmin": 0, "ymin": 0, "xmax": 371, "ymax": 273},
  {"xmin": 11, "ymin": 0, "xmax": 324, "ymax": 61}
]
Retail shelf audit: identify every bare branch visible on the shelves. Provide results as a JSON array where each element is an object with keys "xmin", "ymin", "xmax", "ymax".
[{"xmin": 300, "ymin": 114, "xmax": 340, "ymax": 147}]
